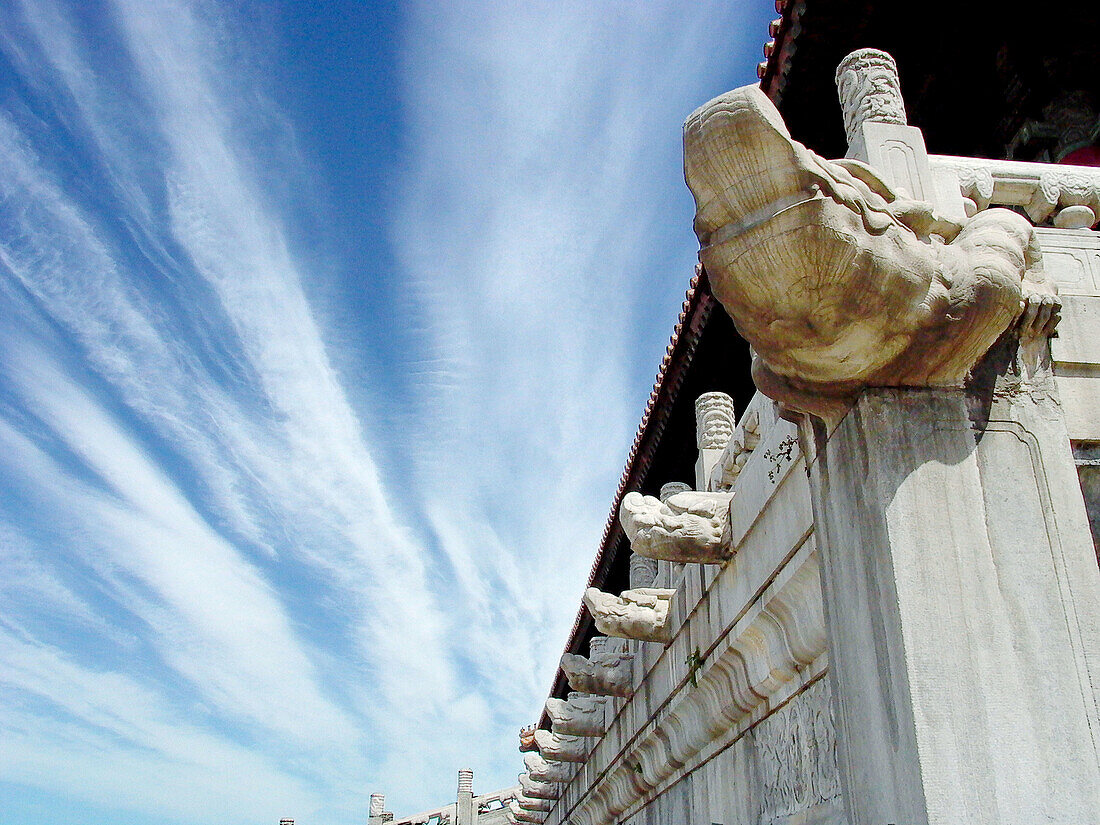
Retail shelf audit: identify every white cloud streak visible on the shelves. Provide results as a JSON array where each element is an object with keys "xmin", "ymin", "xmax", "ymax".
[
  {"xmin": 0, "ymin": 0, "xmax": 769, "ymax": 820},
  {"xmin": 386, "ymin": 0, "xmax": 766, "ymax": 800}
]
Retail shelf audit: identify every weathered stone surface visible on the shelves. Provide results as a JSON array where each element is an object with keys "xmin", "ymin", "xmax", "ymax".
[
  {"xmin": 752, "ymin": 676, "xmax": 841, "ymax": 823},
  {"xmin": 506, "ymin": 799, "xmax": 544, "ymax": 823},
  {"xmin": 518, "ymin": 773, "xmax": 559, "ymax": 801},
  {"xmin": 627, "ymin": 552, "xmax": 657, "ymax": 589},
  {"xmin": 835, "ymin": 48, "xmax": 907, "ymax": 151},
  {"xmin": 560, "ymin": 637, "xmax": 633, "ymax": 697},
  {"xmin": 582, "ymin": 587, "xmax": 674, "ymax": 643},
  {"xmin": 933, "ymin": 156, "xmax": 1100, "ymax": 227},
  {"xmin": 619, "ymin": 490, "xmax": 733, "ymax": 563},
  {"xmin": 708, "ymin": 406, "xmax": 762, "ymax": 492},
  {"xmin": 683, "ymin": 83, "xmax": 1060, "ymax": 413},
  {"xmin": 807, "ymin": 363, "xmax": 1100, "ymax": 825},
  {"xmin": 523, "ymin": 752, "xmax": 574, "ymax": 784},
  {"xmin": 695, "ymin": 392, "xmax": 737, "ymax": 486},
  {"xmin": 533, "ymin": 729, "xmax": 588, "ymax": 763},
  {"xmin": 560, "ymin": 544, "xmax": 828, "ymax": 825},
  {"xmin": 545, "ymin": 693, "xmax": 608, "ymax": 737},
  {"xmin": 515, "ymin": 794, "xmax": 552, "ymax": 813}
]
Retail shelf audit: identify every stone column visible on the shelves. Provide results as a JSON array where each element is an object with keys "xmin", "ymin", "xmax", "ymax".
[
  {"xmin": 455, "ymin": 768, "xmax": 475, "ymax": 825},
  {"xmin": 803, "ymin": 340, "xmax": 1100, "ymax": 825}
]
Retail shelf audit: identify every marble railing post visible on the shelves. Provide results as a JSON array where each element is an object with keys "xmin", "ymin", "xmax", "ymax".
[
  {"xmin": 694, "ymin": 392, "xmax": 736, "ymax": 488},
  {"xmin": 835, "ymin": 48, "xmax": 965, "ymax": 219},
  {"xmin": 658, "ymin": 481, "xmax": 692, "ymax": 586},
  {"xmin": 368, "ymin": 793, "xmax": 386, "ymax": 825},
  {"xmin": 456, "ymin": 769, "xmax": 475, "ymax": 825}
]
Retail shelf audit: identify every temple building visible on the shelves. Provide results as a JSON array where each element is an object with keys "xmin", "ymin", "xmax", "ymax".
[{"xmin": 509, "ymin": 4, "xmax": 1100, "ymax": 825}]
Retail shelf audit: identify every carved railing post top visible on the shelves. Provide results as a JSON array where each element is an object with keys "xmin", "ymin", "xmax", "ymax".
[
  {"xmin": 659, "ymin": 481, "xmax": 692, "ymax": 502},
  {"xmin": 835, "ymin": 47, "xmax": 906, "ymax": 146},
  {"xmin": 457, "ymin": 769, "xmax": 473, "ymax": 794},
  {"xmin": 695, "ymin": 392, "xmax": 737, "ymax": 449}
]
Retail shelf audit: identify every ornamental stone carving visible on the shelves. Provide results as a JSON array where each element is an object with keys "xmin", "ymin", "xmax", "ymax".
[
  {"xmin": 931, "ymin": 154, "xmax": 1100, "ymax": 227},
  {"xmin": 564, "ymin": 549, "xmax": 828, "ymax": 825},
  {"xmin": 523, "ymin": 752, "xmax": 575, "ymax": 784},
  {"xmin": 709, "ymin": 408, "xmax": 761, "ymax": 491},
  {"xmin": 628, "ymin": 552, "xmax": 658, "ymax": 588},
  {"xmin": 507, "ymin": 799, "xmax": 545, "ymax": 823},
  {"xmin": 518, "ymin": 773, "xmax": 559, "ymax": 800},
  {"xmin": 620, "ymin": 490, "xmax": 733, "ymax": 563},
  {"xmin": 516, "ymin": 794, "xmax": 553, "ymax": 813},
  {"xmin": 695, "ymin": 392, "xmax": 737, "ymax": 449},
  {"xmin": 835, "ymin": 48, "xmax": 907, "ymax": 148},
  {"xmin": 659, "ymin": 481, "xmax": 692, "ymax": 500},
  {"xmin": 545, "ymin": 693, "xmax": 608, "ymax": 737},
  {"xmin": 560, "ymin": 636, "xmax": 633, "ymax": 697},
  {"xmin": 683, "ymin": 83, "xmax": 1060, "ymax": 413},
  {"xmin": 534, "ymin": 728, "xmax": 589, "ymax": 763},
  {"xmin": 369, "ymin": 794, "xmax": 385, "ymax": 818},
  {"xmin": 753, "ymin": 676, "xmax": 841, "ymax": 823},
  {"xmin": 583, "ymin": 587, "xmax": 675, "ymax": 643}
]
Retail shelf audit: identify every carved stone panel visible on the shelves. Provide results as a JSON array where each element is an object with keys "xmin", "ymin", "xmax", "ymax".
[
  {"xmin": 1035, "ymin": 227, "xmax": 1100, "ymax": 296},
  {"xmin": 751, "ymin": 678, "xmax": 841, "ymax": 825}
]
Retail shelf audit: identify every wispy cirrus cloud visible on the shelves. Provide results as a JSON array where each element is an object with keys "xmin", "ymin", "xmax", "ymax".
[
  {"xmin": 0, "ymin": 0, "xmax": 770, "ymax": 821},
  {"xmin": 385, "ymin": 0, "xmax": 772, "ymax": 797}
]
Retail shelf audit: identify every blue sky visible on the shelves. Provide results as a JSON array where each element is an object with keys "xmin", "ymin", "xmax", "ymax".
[{"xmin": 0, "ymin": 2, "xmax": 772, "ymax": 822}]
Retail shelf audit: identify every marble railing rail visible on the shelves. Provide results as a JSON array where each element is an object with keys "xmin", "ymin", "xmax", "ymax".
[
  {"xmin": 546, "ymin": 393, "xmax": 826, "ymax": 825},
  {"xmin": 394, "ymin": 787, "xmax": 519, "ymax": 825},
  {"xmin": 929, "ymin": 154, "xmax": 1100, "ymax": 228}
]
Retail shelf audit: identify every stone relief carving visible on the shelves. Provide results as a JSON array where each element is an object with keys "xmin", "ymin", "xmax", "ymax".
[
  {"xmin": 564, "ymin": 550, "xmax": 827, "ymax": 825},
  {"xmin": 628, "ymin": 552, "xmax": 658, "ymax": 589},
  {"xmin": 931, "ymin": 154, "xmax": 1100, "ymax": 228},
  {"xmin": 523, "ymin": 751, "xmax": 575, "ymax": 784},
  {"xmin": 695, "ymin": 392, "xmax": 737, "ymax": 449},
  {"xmin": 709, "ymin": 408, "xmax": 761, "ymax": 491},
  {"xmin": 560, "ymin": 636, "xmax": 633, "ymax": 697},
  {"xmin": 583, "ymin": 587, "xmax": 675, "ymax": 643},
  {"xmin": 620, "ymin": 489, "xmax": 733, "ymax": 563},
  {"xmin": 753, "ymin": 677, "xmax": 841, "ymax": 824},
  {"xmin": 835, "ymin": 48, "xmax": 907, "ymax": 147},
  {"xmin": 545, "ymin": 693, "xmax": 608, "ymax": 737},
  {"xmin": 683, "ymin": 82, "xmax": 1060, "ymax": 415},
  {"xmin": 534, "ymin": 728, "xmax": 589, "ymax": 763},
  {"xmin": 659, "ymin": 481, "xmax": 692, "ymax": 500},
  {"xmin": 518, "ymin": 772, "xmax": 560, "ymax": 800},
  {"xmin": 506, "ymin": 799, "xmax": 545, "ymax": 823},
  {"xmin": 516, "ymin": 794, "xmax": 552, "ymax": 813}
]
